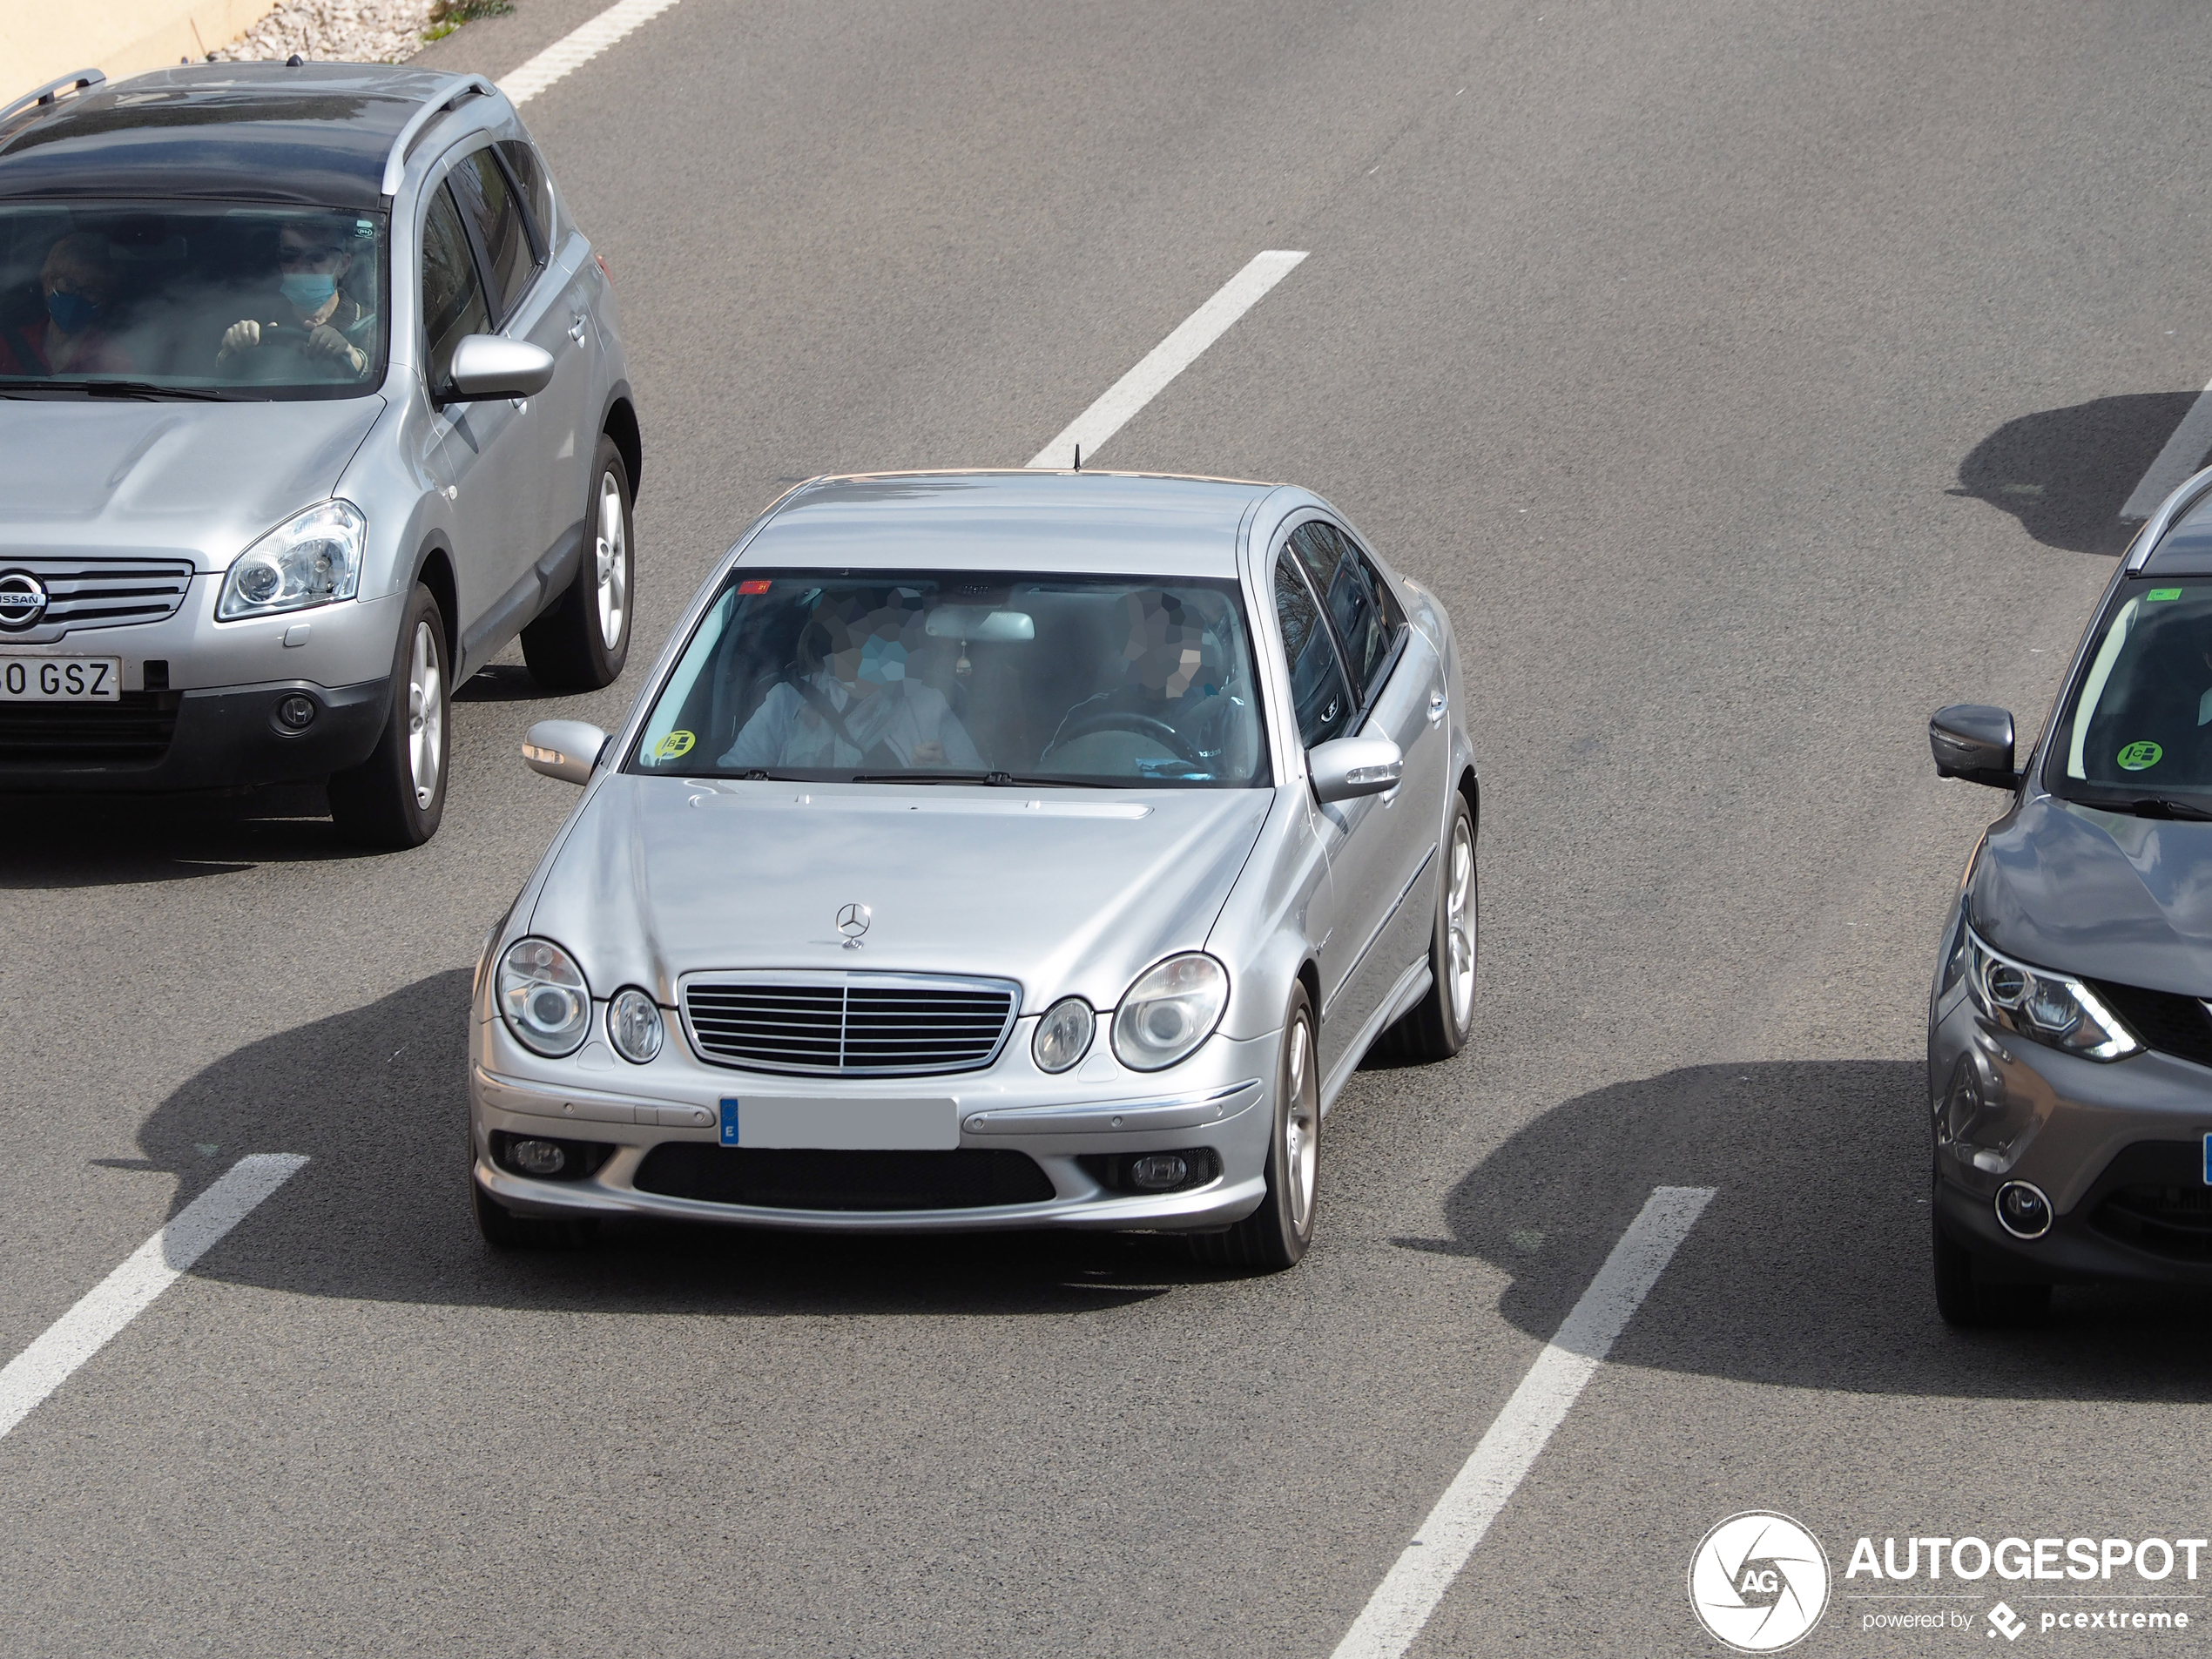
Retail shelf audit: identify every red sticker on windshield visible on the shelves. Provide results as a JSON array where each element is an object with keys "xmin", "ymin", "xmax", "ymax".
[{"xmin": 738, "ymin": 579, "xmax": 772, "ymax": 595}]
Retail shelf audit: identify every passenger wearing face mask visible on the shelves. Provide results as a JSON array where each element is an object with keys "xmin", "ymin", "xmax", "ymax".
[
  {"xmin": 215, "ymin": 216, "xmax": 376, "ymax": 380},
  {"xmin": 0, "ymin": 233, "xmax": 132, "ymax": 377},
  {"xmin": 722, "ymin": 592, "xmax": 982, "ymax": 772}
]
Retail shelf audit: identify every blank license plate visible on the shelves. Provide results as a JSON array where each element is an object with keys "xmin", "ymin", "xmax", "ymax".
[
  {"xmin": 0, "ymin": 656, "xmax": 120, "ymax": 701},
  {"xmin": 719, "ymin": 1096, "xmax": 959, "ymax": 1150}
]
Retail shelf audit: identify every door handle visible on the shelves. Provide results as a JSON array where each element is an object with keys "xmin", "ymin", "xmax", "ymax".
[
  {"xmin": 1427, "ymin": 689, "xmax": 1447, "ymax": 724},
  {"xmin": 568, "ymin": 313, "xmax": 589, "ymax": 345}
]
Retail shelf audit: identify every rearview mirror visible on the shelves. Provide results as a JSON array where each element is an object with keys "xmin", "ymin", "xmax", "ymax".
[
  {"xmin": 1309, "ymin": 735, "xmax": 1403, "ymax": 804},
  {"xmin": 523, "ymin": 718, "xmax": 610, "ymax": 786},
  {"xmin": 1930, "ymin": 705, "xmax": 2019, "ymax": 790},
  {"xmin": 442, "ymin": 334, "xmax": 556, "ymax": 405},
  {"xmin": 924, "ymin": 607, "xmax": 1035, "ymax": 642}
]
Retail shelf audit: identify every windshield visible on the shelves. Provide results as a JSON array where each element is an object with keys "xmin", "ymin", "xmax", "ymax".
[
  {"xmin": 0, "ymin": 200, "xmax": 387, "ymax": 400},
  {"xmin": 631, "ymin": 570, "xmax": 1270, "ymax": 787},
  {"xmin": 2050, "ymin": 576, "xmax": 2212, "ymax": 803}
]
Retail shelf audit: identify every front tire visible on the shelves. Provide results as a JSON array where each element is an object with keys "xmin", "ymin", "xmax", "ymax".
[
  {"xmin": 1384, "ymin": 793, "xmax": 1476, "ymax": 1062},
  {"xmin": 1191, "ymin": 985, "xmax": 1320, "ymax": 1271},
  {"xmin": 327, "ymin": 583, "xmax": 448, "ymax": 847},
  {"xmin": 522, "ymin": 435, "xmax": 633, "ymax": 691}
]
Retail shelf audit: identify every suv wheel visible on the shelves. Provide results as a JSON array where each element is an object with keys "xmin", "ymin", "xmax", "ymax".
[
  {"xmin": 328, "ymin": 583, "xmax": 448, "ymax": 847},
  {"xmin": 523, "ymin": 435, "xmax": 633, "ymax": 691}
]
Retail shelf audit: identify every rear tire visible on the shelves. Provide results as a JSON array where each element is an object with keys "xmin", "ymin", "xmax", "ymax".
[
  {"xmin": 1382, "ymin": 793, "xmax": 1476, "ymax": 1062},
  {"xmin": 1190, "ymin": 985, "xmax": 1319, "ymax": 1271},
  {"xmin": 1932, "ymin": 1200, "xmax": 2051, "ymax": 1325},
  {"xmin": 522, "ymin": 435, "xmax": 633, "ymax": 691},
  {"xmin": 327, "ymin": 583, "xmax": 448, "ymax": 847}
]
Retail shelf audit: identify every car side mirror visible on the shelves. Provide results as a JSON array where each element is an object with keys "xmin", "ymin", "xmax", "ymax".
[
  {"xmin": 1309, "ymin": 735, "xmax": 1403, "ymax": 804},
  {"xmin": 523, "ymin": 718, "xmax": 610, "ymax": 786},
  {"xmin": 441, "ymin": 334, "xmax": 556, "ymax": 405},
  {"xmin": 1930, "ymin": 704, "xmax": 2019, "ymax": 790}
]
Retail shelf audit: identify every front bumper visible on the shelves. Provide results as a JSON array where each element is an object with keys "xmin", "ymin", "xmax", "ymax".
[
  {"xmin": 1930, "ymin": 985, "xmax": 2212, "ymax": 1283},
  {"xmin": 469, "ymin": 1011, "xmax": 1278, "ymax": 1234}
]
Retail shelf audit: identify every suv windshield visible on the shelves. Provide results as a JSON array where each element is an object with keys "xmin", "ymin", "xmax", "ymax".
[
  {"xmin": 631, "ymin": 570, "xmax": 1270, "ymax": 787},
  {"xmin": 2050, "ymin": 576, "xmax": 2212, "ymax": 806},
  {"xmin": 0, "ymin": 200, "xmax": 387, "ymax": 399}
]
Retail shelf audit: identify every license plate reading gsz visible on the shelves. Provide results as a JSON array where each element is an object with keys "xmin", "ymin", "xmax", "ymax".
[{"xmin": 0, "ymin": 656, "xmax": 121, "ymax": 701}]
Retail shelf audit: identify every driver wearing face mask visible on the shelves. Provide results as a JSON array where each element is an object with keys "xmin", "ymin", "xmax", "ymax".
[
  {"xmin": 215, "ymin": 217, "xmax": 377, "ymax": 379},
  {"xmin": 722, "ymin": 591, "xmax": 983, "ymax": 772}
]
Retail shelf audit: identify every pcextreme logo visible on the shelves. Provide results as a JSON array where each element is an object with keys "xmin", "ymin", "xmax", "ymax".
[{"xmin": 1689, "ymin": 1513, "xmax": 1832, "ymax": 1652}]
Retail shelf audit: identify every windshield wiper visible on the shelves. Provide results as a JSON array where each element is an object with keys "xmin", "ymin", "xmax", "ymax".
[
  {"xmin": 849, "ymin": 770, "xmax": 1088, "ymax": 787},
  {"xmin": 7, "ymin": 378, "xmax": 228, "ymax": 401},
  {"xmin": 2068, "ymin": 791, "xmax": 2212, "ymax": 821}
]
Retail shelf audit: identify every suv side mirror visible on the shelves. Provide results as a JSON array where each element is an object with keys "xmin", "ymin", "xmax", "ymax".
[
  {"xmin": 523, "ymin": 718, "xmax": 609, "ymax": 786},
  {"xmin": 442, "ymin": 334, "xmax": 556, "ymax": 405},
  {"xmin": 1310, "ymin": 735, "xmax": 1402, "ymax": 804},
  {"xmin": 1930, "ymin": 705, "xmax": 2019, "ymax": 790}
]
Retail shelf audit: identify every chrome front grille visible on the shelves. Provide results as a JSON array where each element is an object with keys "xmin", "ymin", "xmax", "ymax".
[
  {"xmin": 682, "ymin": 973, "xmax": 1020, "ymax": 1076},
  {"xmin": 0, "ymin": 555, "xmax": 196, "ymax": 637}
]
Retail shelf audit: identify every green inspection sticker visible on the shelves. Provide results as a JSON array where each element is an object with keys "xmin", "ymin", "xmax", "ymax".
[
  {"xmin": 2119, "ymin": 740, "xmax": 2164, "ymax": 771},
  {"xmin": 2148, "ymin": 588, "xmax": 2184, "ymax": 601}
]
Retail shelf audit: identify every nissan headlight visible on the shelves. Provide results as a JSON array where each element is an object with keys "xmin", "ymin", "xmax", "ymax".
[
  {"xmin": 1111, "ymin": 954, "xmax": 1228, "ymax": 1071},
  {"xmin": 217, "ymin": 500, "xmax": 365, "ymax": 620},
  {"xmin": 1965, "ymin": 927, "xmax": 2140, "ymax": 1062},
  {"xmin": 498, "ymin": 937, "xmax": 591, "ymax": 1056},
  {"xmin": 608, "ymin": 987, "xmax": 665, "ymax": 1064}
]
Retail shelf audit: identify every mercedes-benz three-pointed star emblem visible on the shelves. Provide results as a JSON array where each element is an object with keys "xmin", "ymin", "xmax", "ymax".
[{"xmin": 836, "ymin": 902, "xmax": 872, "ymax": 948}]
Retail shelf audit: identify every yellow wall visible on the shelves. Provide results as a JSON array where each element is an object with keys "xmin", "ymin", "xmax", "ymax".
[{"xmin": 1, "ymin": 0, "xmax": 286, "ymax": 105}]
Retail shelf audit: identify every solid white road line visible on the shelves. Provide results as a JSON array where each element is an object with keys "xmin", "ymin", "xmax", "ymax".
[
  {"xmin": 0, "ymin": 1154, "xmax": 307, "ymax": 1443},
  {"xmin": 1329, "ymin": 1184, "xmax": 1717, "ymax": 1659},
  {"xmin": 498, "ymin": 0, "xmax": 685, "ymax": 108},
  {"xmin": 2121, "ymin": 375, "xmax": 2212, "ymax": 521},
  {"xmin": 1023, "ymin": 250, "xmax": 1309, "ymax": 470}
]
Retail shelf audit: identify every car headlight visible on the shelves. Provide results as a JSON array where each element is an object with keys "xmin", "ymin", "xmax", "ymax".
[
  {"xmin": 498, "ymin": 937, "xmax": 591, "ymax": 1056},
  {"xmin": 608, "ymin": 987, "xmax": 664, "ymax": 1063},
  {"xmin": 1032, "ymin": 996, "xmax": 1095, "ymax": 1073},
  {"xmin": 1965, "ymin": 927, "xmax": 2140, "ymax": 1062},
  {"xmin": 1111, "ymin": 954, "xmax": 1228, "ymax": 1071},
  {"xmin": 217, "ymin": 499, "xmax": 365, "ymax": 620}
]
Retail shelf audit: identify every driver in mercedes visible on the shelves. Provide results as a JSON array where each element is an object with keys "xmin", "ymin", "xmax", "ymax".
[
  {"xmin": 721, "ymin": 590, "xmax": 981, "ymax": 772},
  {"xmin": 215, "ymin": 216, "xmax": 378, "ymax": 380},
  {"xmin": 1045, "ymin": 590, "xmax": 1251, "ymax": 776}
]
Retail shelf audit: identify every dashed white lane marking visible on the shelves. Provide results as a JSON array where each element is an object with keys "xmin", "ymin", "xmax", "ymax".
[
  {"xmin": 498, "ymin": 0, "xmax": 685, "ymax": 107},
  {"xmin": 1024, "ymin": 250, "xmax": 1309, "ymax": 469},
  {"xmin": 1329, "ymin": 1184, "xmax": 1716, "ymax": 1659},
  {"xmin": 0, "ymin": 1155, "xmax": 307, "ymax": 1443},
  {"xmin": 2121, "ymin": 374, "xmax": 2212, "ymax": 520}
]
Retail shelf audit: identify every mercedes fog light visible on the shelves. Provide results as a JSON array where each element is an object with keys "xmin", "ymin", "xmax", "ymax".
[
  {"xmin": 1032, "ymin": 996, "xmax": 1095, "ymax": 1073},
  {"xmin": 1129, "ymin": 1153, "xmax": 1189, "ymax": 1190},
  {"xmin": 509, "ymin": 1138, "xmax": 567, "ymax": 1177},
  {"xmin": 1995, "ymin": 1180, "xmax": 2053, "ymax": 1239},
  {"xmin": 608, "ymin": 987, "xmax": 664, "ymax": 1063}
]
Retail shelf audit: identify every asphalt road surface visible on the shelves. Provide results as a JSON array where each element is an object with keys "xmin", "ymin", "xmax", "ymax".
[{"xmin": 6, "ymin": 3, "xmax": 2212, "ymax": 1655}]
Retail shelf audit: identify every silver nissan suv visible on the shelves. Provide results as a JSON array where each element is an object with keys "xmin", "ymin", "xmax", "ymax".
[{"xmin": 0, "ymin": 62, "xmax": 640, "ymax": 844}]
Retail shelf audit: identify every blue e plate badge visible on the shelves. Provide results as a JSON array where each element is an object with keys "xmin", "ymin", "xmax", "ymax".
[{"xmin": 720, "ymin": 1099, "xmax": 740, "ymax": 1146}]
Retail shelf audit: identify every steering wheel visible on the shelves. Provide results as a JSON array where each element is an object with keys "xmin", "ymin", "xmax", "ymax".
[
  {"xmin": 1042, "ymin": 710, "xmax": 1203, "ymax": 764},
  {"xmin": 218, "ymin": 322, "xmax": 338, "ymax": 379}
]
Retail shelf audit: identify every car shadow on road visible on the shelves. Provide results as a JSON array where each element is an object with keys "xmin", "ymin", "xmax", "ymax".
[
  {"xmin": 134, "ymin": 969, "xmax": 1190, "ymax": 1317},
  {"xmin": 1952, "ymin": 392, "xmax": 2203, "ymax": 555},
  {"xmin": 0, "ymin": 786, "xmax": 379, "ymax": 887},
  {"xmin": 1395, "ymin": 1060, "xmax": 2212, "ymax": 1402}
]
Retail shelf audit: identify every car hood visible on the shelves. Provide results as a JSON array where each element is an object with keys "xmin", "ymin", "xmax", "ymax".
[
  {"xmin": 1971, "ymin": 793, "xmax": 2212, "ymax": 996},
  {"xmin": 527, "ymin": 776, "xmax": 1278, "ymax": 1011},
  {"xmin": 0, "ymin": 397, "xmax": 383, "ymax": 569}
]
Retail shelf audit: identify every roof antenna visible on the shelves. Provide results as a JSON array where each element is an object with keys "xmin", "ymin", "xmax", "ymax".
[
  {"xmin": 287, "ymin": 54, "xmax": 305, "ymax": 66},
  {"xmin": 1073, "ymin": 442, "xmax": 1081, "ymax": 471}
]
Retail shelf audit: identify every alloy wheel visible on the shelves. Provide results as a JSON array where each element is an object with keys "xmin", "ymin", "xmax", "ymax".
[
  {"xmin": 1446, "ymin": 814, "xmax": 1475, "ymax": 1029},
  {"xmin": 594, "ymin": 469, "xmax": 628, "ymax": 651},
  {"xmin": 1284, "ymin": 1011, "xmax": 1318, "ymax": 1233},
  {"xmin": 407, "ymin": 619, "xmax": 442, "ymax": 809}
]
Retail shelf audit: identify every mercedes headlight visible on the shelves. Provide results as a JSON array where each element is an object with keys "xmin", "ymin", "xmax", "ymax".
[
  {"xmin": 217, "ymin": 500, "xmax": 365, "ymax": 620},
  {"xmin": 1965, "ymin": 927, "xmax": 2140, "ymax": 1062},
  {"xmin": 498, "ymin": 938, "xmax": 591, "ymax": 1056},
  {"xmin": 1110, "ymin": 954, "xmax": 1228, "ymax": 1071},
  {"xmin": 608, "ymin": 987, "xmax": 664, "ymax": 1064},
  {"xmin": 1032, "ymin": 996, "xmax": 1095, "ymax": 1073}
]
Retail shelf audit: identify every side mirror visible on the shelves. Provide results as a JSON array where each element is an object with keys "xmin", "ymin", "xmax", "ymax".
[
  {"xmin": 1930, "ymin": 705, "xmax": 2019, "ymax": 790},
  {"xmin": 1310, "ymin": 735, "xmax": 1403, "ymax": 804},
  {"xmin": 523, "ymin": 718, "xmax": 610, "ymax": 786},
  {"xmin": 442, "ymin": 334, "xmax": 556, "ymax": 405}
]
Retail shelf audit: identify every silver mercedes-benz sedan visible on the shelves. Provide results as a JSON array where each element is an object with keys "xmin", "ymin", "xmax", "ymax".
[{"xmin": 469, "ymin": 469, "xmax": 1479, "ymax": 1268}]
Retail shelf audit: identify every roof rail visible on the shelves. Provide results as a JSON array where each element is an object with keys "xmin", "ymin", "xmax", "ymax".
[
  {"xmin": 379, "ymin": 72, "xmax": 498, "ymax": 199},
  {"xmin": 0, "ymin": 68, "xmax": 105, "ymax": 129}
]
